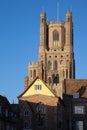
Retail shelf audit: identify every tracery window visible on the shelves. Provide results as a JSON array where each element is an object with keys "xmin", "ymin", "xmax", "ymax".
[
  {"xmin": 53, "ymin": 30, "xmax": 59, "ymax": 41},
  {"xmin": 52, "ymin": 74, "xmax": 59, "ymax": 84},
  {"xmin": 36, "ymin": 102, "xmax": 46, "ymax": 127},
  {"xmin": 23, "ymin": 108, "xmax": 32, "ymax": 129}
]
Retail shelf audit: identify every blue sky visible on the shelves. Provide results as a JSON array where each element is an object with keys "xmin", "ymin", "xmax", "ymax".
[{"xmin": 0, "ymin": 0, "xmax": 87, "ymax": 103}]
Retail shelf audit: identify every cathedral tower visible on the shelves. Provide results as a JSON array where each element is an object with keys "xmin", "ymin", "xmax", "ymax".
[{"xmin": 25, "ymin": 11, "xmax": 75, "ymax": 98}]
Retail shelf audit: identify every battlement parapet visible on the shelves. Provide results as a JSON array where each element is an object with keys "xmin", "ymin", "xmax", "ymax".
[
  {"xmin": 48, "ymin": 20, "xmax": 64, "ymax": 27},
  {"xmin": 28, "ymin": 62, "xmax": 38, "ymax": 68}
]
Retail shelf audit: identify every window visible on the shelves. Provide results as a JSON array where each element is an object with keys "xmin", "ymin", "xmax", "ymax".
[
  {"xmin": 52, "ymin": 74, "xmax": 59, "ymax": 84},
  {"xmin": 48, "ymin": 61, "xmax": 52, "ymax": 70},
  {"xmin": 66, "ymin": 69, "xmax": 68, "ymax": 78},
  {"xmin": 73, "ymin": 121, "xmax": 83, "ymax": 130},
  {"xmin": 70, "ymin": 62, "xmax": 72, "ymax": 78},
  {"xmin": 30, "ymin": 70, "xmax": 32, "ymax": 77},
  {"xmin": 53, "ymin": 30, "xmax": 59, "ymax": 41},
  {"xmin": 74, "ymin": 106, "xmax": 84, "ymax": 114},
  {"xmin": 2, "ymin": 108, "xmax": 6, "ymax": 116},
  {"xmin": 34, "ymin": 85, "xmax": 42, "ymax": 90},
  {"xmin": 24, "ymin": 109, "xmax": 31, "ymax": 116},
  {"xmin": 54, "ymin": 61, "xmax": 58, "ymax": 70},
  {"xmin": 73, "ymin": 92, "xmax": 79, "ymax": 99},
  {"xmin": 24, "ymin": 121, "xmax": 29, "ymax": 129},
  {"xmin": 34, "ymin": 70, "xmax": 36, "ymax": 77},
  {"xmin": 5, "ymin": 109, "xmax": 8, "ymax": 117},
  {"xmin": 36, "ymin": 103, "xmax": 46, "ymax": 127}
]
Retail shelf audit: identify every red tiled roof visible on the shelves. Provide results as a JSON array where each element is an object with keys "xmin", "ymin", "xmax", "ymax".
[{"xmin": 65, "ymin": 79, "xmax": 87, "ymax": 98}]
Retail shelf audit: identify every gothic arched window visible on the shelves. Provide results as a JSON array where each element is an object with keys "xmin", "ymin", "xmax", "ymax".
[
  {"xmin": 34, "ymin": 70, "xmax": 36, "ymax": 77},
  {"xmin": 48, "ymin": 61, "xmax": 52, "ymax": 70},
  {"xmin": 54, "ymin": 61, "xmax": 58, "ymax": 70},
  {"xmin": 36, "ymin": 102, "xmax": 46, "ymax": 127},
  {"xmin": 66, "ymin": 69, "xmax": 68, "ymax": 78},
  {"xmin": 30, "ymin": 70, "xmax": 32, "ymax": 77},
  {"xmin": 53, "ymin": 30, "xmax": 59, "ymax": 41},
  {"xmin": 52, "ymin": 74, "xmax": 59, "ymax": 84}
]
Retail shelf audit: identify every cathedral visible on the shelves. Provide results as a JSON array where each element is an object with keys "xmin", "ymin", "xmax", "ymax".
[{"xmin": 17, "ymin": 11, "xmax": 87, "ymax": 130}]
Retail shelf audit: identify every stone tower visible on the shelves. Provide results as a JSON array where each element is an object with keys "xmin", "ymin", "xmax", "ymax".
[{"xmin": 24, "ymin": 11, "xmax": 75, "ymax": 98}]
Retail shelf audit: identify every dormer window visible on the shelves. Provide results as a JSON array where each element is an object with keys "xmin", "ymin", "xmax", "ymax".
[{"xmin": 53, "ymin": 30, "xmax": 59, "ymax": 41}]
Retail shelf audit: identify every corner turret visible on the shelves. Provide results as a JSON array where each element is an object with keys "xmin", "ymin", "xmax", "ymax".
[
  {"xmin": 65, "ymin": 11, "xmax": 73, "ymax": 53},
  {"xmin": 39, "ymin": 13, "xmax": 47, "ymax": 53}
]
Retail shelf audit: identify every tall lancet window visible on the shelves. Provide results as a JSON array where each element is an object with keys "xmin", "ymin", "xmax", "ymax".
[
  {"xmin": 34, "ymin": 70, "xmax": 36, "ymax": 77},
  {"xmin": 54, "ymin": 61, "xmax": 58, "ymax": 70},
  {"xmin": 48, "ymin": 61, "xmax": 52, "ymax": 70},
  {"xmin": 53, "ymin": 30, "xmax": 59, "ymax": 41},
  {"xmin": 36, "ymin": 102, "xmax": 46, "ymax": 127}
]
